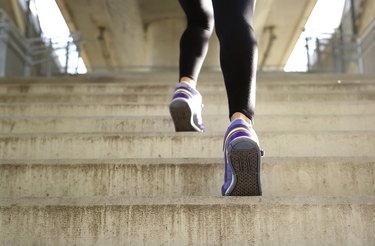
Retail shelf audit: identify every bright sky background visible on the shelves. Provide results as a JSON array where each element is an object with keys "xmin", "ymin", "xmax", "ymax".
[
  {"xmin": 284, "ymin": 0, "xmax": 346, "ymax": 71},
  {"xmin": 31, "ymin": 0, "xmax": 346, "ymax": 73},
  {"xmin": 30, "ymin": 0, "xmax": 87, "ymax": 74}
]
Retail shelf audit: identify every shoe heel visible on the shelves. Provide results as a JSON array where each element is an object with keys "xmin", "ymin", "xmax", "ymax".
[
  {"xmin": 169, "ymin": 99, "xmax": 195, "ymax": 132},
  {"xmin": 227, "ymin": 138, "xmax": 262, "ymax": 196}
]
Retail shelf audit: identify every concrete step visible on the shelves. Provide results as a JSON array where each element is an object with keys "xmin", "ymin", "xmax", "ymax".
[
  {"xmin": 1, "ymin": 132, "xmax": 374, "ymax": 159},
  {"xmin": 0, "ymin": 101, "xmax": 374, "ymax": 117},
  {"xmin": 1, "ymin": 157, "xmax": 373, "ymax": 198},
  {"xmin": 1, "ymin": 81, "xmax": 375, "ymax": 95},
  {"xmin": 0, "ymin": 196, "xmax": 374, "ymax": 245},
  {"xmin": 0, "ymin": 71, "xmax": 373, "ymax": 85},
  {"xmin": 1, "ymin": 91, "xmax": 375, "ymax": 103},
  {"xmin": 1, "ymin": 115, "xmax": 375, "ymax": 134}
]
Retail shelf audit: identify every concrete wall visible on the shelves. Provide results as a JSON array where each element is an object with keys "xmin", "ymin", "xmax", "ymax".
[
  {"xmin": 361, "ymin": 22, "xmax": 375, "ymax": 74},
  {"xmin": 358, "ymin": 0, "xmax": 375, "ymax": 74},
  {"xmin": 145, "ymin": 17, "xmax": 220, "ymax": 70},
  {"xmin": 344, "ymin": 0, "xmax": 375, "ymax": 74},
  {"xmin": 103, "ymin": 0, "xmax": 146, "ymax": 68},
  {"xmin": 56, "ymin": 0, "xmax": 147, "ymax": 71},
  {"xmin": 145, "ymin": 18, "xmax": 184, "ymax": 68},
  {"xmin": 358, "ymin": 0, "xmax": 375, "ymax": 34}
]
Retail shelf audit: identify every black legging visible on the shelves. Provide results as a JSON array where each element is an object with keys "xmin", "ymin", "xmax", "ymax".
[{"xmin": 179, "ymin": 0, "xmax": 257, "ymax": 121}]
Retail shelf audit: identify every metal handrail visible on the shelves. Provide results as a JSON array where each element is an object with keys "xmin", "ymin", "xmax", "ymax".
[
  {"xmin": 305, "ymin": 18, "xmax": 375, "ymax": 74},
  {"xmin": 0, "ymin": 8, "xmax": 81, "ymax": 77}
]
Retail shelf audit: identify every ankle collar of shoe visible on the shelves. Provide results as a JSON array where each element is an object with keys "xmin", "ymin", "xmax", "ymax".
[
  {"xmin": 223, "ymin": 119, "xmax": 252, "ymax": 150},
  {"xmin": 231, "ymin": 118, "xmax": 250, "ymax": 127},
  {"xmin": 175, "ymin": 83, "xmax": 199, "ymax": 96}
]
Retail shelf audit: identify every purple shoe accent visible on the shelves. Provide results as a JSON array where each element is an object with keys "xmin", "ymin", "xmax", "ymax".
[
  {"xmin": 172, "ymin": 92, "xmax": 190, "ymax": 100},
  {"xmin": 222, "ymin": 150, "xmax": 232, "ymax": 195},
  {"xmin": 223, "ymin": 131, "xmax": 252, "ymax": 150},
  {"xmin": 169, "ymin": 83, "xmax": 204, "ymax": 132},
  {"xmin": 222, "ymin": 119, "xmax": 263, "ymax": 196},
  {"xmin": 174, "ymin": 85, "xmax": 199, "ymax": 96}
]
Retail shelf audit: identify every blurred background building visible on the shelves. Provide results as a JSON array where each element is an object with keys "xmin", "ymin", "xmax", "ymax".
[{"xmin": 0, "ymin": 0, "xmax": 374, "ymax": 77}]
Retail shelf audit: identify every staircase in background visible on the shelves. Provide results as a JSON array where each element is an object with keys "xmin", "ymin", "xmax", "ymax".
[{"xmin": 0, "ymin": 72, "xmax": 374, "ymax": 245}]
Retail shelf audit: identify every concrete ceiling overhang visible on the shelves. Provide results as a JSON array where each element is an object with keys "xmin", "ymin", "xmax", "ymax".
[{"xmin": 55, "ymin": 0, "xmax": 317, "ymax": 72}]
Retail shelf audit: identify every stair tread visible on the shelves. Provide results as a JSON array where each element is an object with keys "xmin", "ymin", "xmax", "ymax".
[
  {"xmin": 1, "ymin": 130, "xmax": 373, "ymax": 136},
  {"xmin": 1, "ymin": 156, "xmax": 374, "ymax": 165},
  {"xmin": 1, "ymin": 195, "xmax": 374, "ymax": 206},
  {"xmin": 0, "ymin": 72, "xmax": 373, "ymax": 84},
  {"xmin": 1, "ymin": 131, "xmax": 374, "ymax": 159}
]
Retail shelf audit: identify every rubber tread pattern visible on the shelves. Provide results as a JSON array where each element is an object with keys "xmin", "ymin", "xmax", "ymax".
[{"xmin": 227, "ymin": 138, "xmax": 261, "ymax": 196}]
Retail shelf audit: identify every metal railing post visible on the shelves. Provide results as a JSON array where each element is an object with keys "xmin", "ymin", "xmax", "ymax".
[
  {"xmin": 76, "ymin": 41, "xmax": 81, "ymax": 74},
  {"xmin": 46, "ymin": 39, "xmax": 52, "ymax": 76},
  {"xmin": 24, "ymin": 46, "xmax": 31, "ymax": 77},
  {"xmin": 65, "ymin": 40, "xmax": 70, "ymax": 74},
  {"xmin": 338, "ymin": 27, "xmax": 345, "ymax": 73},
  {"xmin": 0, "ymin": 23, "xmax": 9, "ymax": 77},
  {"xmin": 355, "ymin": 37, "xmax": 364, "ymax": 74},
  {"xmin": 305, "ymin": 37, "xmax": 311, "ymax": 72},
  {"xmin": 315, "ymin": 38, "xmax": 322, "ymax": 71},
  {"xmin": 331, "ymin": 35, "xmax": 339, "ymax": 73},
  {"xmin": 25, "ymin": 0, "xmax": 31, "ymax": 38}
]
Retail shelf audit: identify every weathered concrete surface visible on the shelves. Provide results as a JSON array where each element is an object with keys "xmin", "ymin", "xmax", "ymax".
[
  {"xmin": 0, "ymin": 72, "xmax": 374, "ymax": 244},
  {"xmin": 56, "ymin": 0, "xmax": 146, "ymax": 71},
  {"xmin": 0, "ymin": 196, "xmax": 374, "ymax": 245},
  {"xmin": 0, "ymin": 101, "xmax": 375, "ymax": 117},
  {"xmin": 1, "ymin": 114, "xmax": 375, "ymax": 134},
  {"xmin": 0, "ymin": 158, "xmax": 374, "ymax": 198},
  {"xmin": 0, "ymin": 72, "xmax": 374, "ymax": 84},
  {"xmin": 0, "ymin": 132, "xmax": 374, "ymax": 159},
  {"xmin": 358, "ymin": 0, "xmax": 375, "ymax": 34},
  {"xmin": 0, "ymin": 84, "xmax": 375, "ymax": 97},
  {"xmin": 1, "ymin": 91, "xmax": 375, "ymax": 103},
  {"xmin": 2, "ymin": 81, "xmax": 375, "ymax": 95}
]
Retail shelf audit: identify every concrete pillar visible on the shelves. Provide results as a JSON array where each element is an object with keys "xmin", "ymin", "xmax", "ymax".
[
  {"xmin": 145, "ymin": 17, "xmax": 220, "ymax": 71},
  {"xmin": 104, "ymin": 0, "xmax": 146, "ymax": 69}
]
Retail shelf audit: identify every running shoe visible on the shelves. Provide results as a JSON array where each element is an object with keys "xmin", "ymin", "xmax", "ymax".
[
  {"xmin": 169, "ymin": 83, "xmax": 204, "ymax": 132},
  {"xmin": 222, "ymin": 118, "xmax": 263, "ymax": 196}
]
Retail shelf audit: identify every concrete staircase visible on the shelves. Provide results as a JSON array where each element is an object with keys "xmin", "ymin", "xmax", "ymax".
[{"xmin": 0, "ymin": 72, "xmax": 374, "ymax": 245}]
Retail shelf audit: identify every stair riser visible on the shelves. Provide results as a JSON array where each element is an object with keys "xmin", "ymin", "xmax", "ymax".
[
  {"xmin": 1, "ymin": 133, "xmax": 374, "ymax": 159},
  {"xmin": 0, "ymin": 92, "xmax": 374, "ymax": 103},
  {"xmin": 1, "ymin": 83, "xmax": 375, "ymax": 94},
  {"xmin": 1, "ymin": 115, "xmax": 375, "ymax": 133},
  {"xmin": 0, "ymin": 72, "xmax": 373, "ymax": 85},
  {"xmin": 1, "ymin": 73, "xmax": 374, "ymax": 246},
  {"xmin": 0, "ymin": 203, "xmax": 373, "ymax": 245},
  {"xmin": 1, "ymin": 160, "xmax": 373, "ymax": 197},
  {"xmin": 1, "ymin": 102, "xmax": 374, "ymax": 117}
]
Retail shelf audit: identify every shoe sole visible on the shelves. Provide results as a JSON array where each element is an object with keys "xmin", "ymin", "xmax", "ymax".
[
  {"xmin": 226, "ymin": 137, "xmax": 262, "ymax": 196},
  {"xmin": 169, "ymin": 99, "xmax": 198, "ymax": 132}
]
